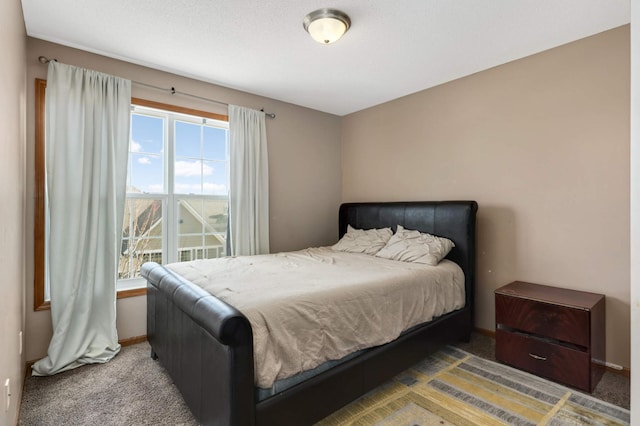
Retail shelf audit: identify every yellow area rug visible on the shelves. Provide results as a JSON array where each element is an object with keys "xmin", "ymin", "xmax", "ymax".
[{"xmin": 316, "ymin": 347, "xmax": 629, "ymax": 426}]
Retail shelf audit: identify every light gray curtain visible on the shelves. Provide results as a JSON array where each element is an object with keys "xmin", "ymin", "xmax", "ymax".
[
  {"xmin": 32, "ymin": 62, "xmax": 131, "ymax": 376},
  {"xmin": 228, "ymin": 105, "xmax": 269, "ymax": 256}
]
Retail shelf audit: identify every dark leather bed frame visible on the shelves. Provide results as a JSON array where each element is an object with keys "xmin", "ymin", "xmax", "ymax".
[{"xmin": 141, "ymin": 201, "xmax": 478, "ymax": 425}]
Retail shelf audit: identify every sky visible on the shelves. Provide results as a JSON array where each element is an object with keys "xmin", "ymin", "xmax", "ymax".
[{"xmin": 128, "ymin": 111, "xmax": 229, "ymax": 195}]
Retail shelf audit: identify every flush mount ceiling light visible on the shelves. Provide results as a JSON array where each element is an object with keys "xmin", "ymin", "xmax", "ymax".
[{"xmin": 303, "ymin": 9, "xmax": 351, "ymax": 44}]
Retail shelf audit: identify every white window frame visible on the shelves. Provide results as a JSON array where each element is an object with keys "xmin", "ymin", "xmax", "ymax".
[{"xmin": 117, "ymin": 104, "xmax": 229, "ymax": 291}]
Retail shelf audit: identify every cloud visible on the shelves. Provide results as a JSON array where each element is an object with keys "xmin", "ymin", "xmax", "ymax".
[
  {"xmin": 130, "ymin": 140, "xmax": 142, "ymax": 153},
  {"xmin": 138, "ymin": 157, "xmax": 151, "ymax": 165},
  {"xmin": 203, "ymin": 183, "xmax": 227, "ymax": 195},
  {"xmin": 175, "ymin": 183, "xmax": 227, "ymax": 195},
  {"xmin": 175, "ymin": 160, "xmax": 214, "ymax": 177},
  {"xmin": 138, "ymin": 183, "xmax": 227, "ymax": 195}
]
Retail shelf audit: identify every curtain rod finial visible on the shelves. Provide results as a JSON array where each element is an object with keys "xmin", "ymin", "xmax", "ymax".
[
  {"xmin": 38, "ymin": 56, "xmax": 57, "ymax": 64},
  {"xmin": 260, "ymin": 108, "xmax": 276, "ymax": 119}
]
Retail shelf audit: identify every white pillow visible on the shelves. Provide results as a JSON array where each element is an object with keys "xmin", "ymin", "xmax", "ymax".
[
  {"xmin": 375, "ymin": 225, "xmax": 455, "ymax": 265},
  {"xmin": 332, "ymin": 225, "xmax": 393, "ymax": 255}
]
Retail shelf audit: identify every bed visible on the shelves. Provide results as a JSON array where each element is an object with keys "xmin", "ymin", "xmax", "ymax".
[{"xmin": 141, "ymin": 201, "xmax": 478, "ymax": 425}]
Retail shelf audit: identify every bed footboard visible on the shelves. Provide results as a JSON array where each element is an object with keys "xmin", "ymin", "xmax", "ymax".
[{"xmin": 142, "ymin": 262, "xmax": 255, "ymax": 425}]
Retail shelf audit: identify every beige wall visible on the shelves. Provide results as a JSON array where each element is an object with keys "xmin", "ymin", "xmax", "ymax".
[
  {"xmin": 0, "ymin": 0, "xmax": 27, "ymax": 424},
  {"xmin": 25, "ymin": 38, "xmax": 343, "ymax": 362},
  {"xmin": 630, "ymin": 4, "xmax": 639, "ymax": 418},
  {"xmin": 342, "ymin": 26, "xmax": 630, "ymax": 368}
]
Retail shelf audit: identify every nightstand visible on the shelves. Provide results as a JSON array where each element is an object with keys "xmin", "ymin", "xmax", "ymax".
[{"xmin": 495, "ymin": 281, "xmax": 605, "ymax": 393}]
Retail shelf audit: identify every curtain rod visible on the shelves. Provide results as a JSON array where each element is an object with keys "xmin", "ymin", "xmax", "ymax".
[{"xmin": 38, "ymin": 56, "xmax": 276, "ymax": 119}]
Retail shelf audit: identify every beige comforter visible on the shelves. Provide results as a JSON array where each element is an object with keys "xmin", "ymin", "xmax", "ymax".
[{"xmin": 166, "ymin": 247, "xmax": 464, "ymax": 388}]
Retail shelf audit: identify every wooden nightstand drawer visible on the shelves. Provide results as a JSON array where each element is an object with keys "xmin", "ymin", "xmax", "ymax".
[
  {"xmin": 495, "ymin": 329, "xmax": 590, "ymax": 391},
  {"xmin": 495, "ymin": 294, "xmax": 590, "ymax": 347},
  {"xmin": 494, "ymin": 281, "xmax": 605, "ymax": 393}
]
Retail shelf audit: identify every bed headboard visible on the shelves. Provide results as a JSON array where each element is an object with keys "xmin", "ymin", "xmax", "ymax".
[{"xmin": 338, "ymin": 201, "xmax": 478, "ymax": 312}]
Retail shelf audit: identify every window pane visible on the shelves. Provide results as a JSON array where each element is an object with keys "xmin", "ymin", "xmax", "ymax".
[
  {"xmin": 174, "ymin": 159, "xmax": 203, "ymax": 194},
  {"xmin": 131, "ymin": 114, "xmax": 163, "ymax": 154},
  {"xmin": 178, "ymin": 199, "xmax": 204, "ymax": 235},
  {"xmin": 177, "ymin": 198, "xmax": 227, "ymax": 262},
  {"xmin": 119, "ymin": 198, "xmax": 163, "ymax": 279},
  {"xmin": 175, "ymin": 121, "xmax": 201, "ymax": 158},
  {"xmin": 204, "ymin": 199, "xmax": 228, "ymax": 233},
  {"xmin": 130, "ymin": 153, "xmax": 163, "ymax": 193},
  {"xmin": 130, "ymin": 112, "xmax": 165, "ymax": 194},
  {"xmin": 203, "ymin": 160, "xmax": 228, "ymax": 195},
  {"xmin": 203, "ymin": 126, "xmax": 227, "ymax": 160}
]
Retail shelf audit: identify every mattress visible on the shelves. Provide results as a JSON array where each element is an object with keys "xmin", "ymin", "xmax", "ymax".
[{"xmin": 165, "ymin": 247, "xmax": 465, "ymax": 389}]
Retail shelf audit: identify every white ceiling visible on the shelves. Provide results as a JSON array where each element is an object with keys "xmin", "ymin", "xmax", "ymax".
[{"xmin": 21, "ymin": 0, "xmax": 629, "ymax": 116}]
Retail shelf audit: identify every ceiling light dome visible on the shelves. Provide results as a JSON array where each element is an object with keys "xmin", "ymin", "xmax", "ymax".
[{"xmin": 303, "ymin": 9, "xmax": 351, "ymax": 44}]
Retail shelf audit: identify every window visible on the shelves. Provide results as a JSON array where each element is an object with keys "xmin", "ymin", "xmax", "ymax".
[
  {"xmin": 34, "ymin": 78, "xmax": 229, "ymax": 309},
  {"xmin": 118, "ymin": 103, "xmax": 230, "ymax": 290}
]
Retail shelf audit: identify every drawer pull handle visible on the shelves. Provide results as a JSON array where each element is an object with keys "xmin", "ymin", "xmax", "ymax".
[{"xmin": 529, "ymin": 353, "xmax": 547, "ymax": 361}]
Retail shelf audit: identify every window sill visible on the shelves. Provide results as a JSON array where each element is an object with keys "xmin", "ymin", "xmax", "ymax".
[{"xmin": 34, "ymin": 287, "xmax": 147, "ymax": 311}]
